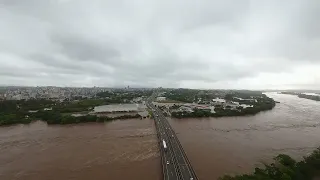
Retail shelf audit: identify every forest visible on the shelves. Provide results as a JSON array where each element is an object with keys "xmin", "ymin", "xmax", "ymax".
[{"xmin": 0, "ymin": 99, "xmax": 140, "ymax": 125}]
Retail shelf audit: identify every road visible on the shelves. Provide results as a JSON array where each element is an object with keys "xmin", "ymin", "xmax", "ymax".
[{"xmin": 147, "ymin": 100, "xmax": 198, "ymax": 180}]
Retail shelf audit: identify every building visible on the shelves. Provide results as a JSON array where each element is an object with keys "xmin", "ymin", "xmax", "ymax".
[
  {"xmin": 156, "ymin": 97, "xmax": 166, "ymax": 101},
  {"xmin": 212, "ymin": 98, "xmax": 226, "ymax": 105},
  {"xmin": 44, "ymin": 107, "xmax": 52, "ymax": 111},
  {"xmin": 28, "ymin": 110, "xmax": 39, "ymax": 113},
  {"xmin": 240, "ymin": 104, "xmax": 254, "ymax": 109},
  {"xmin": 224, "ymin": 102, "xmax": 238, "ymax": 110},
  {"xmin": 131, "ymin": 97, "xmax": 143, "ymax": 103},
  {"xmin": 12, "ymin": 94, "xmax": 23, "ymax": 100},
  {"xmin": 175, "ymin": 106, "xmax": 194, "ymax": 113},
  {"xmin": 234, "ymin": 97, "xmax": 257, "ymax": 102},
  {"xmin": 181, "ymin": 104, "xmax": 213, "ymax": 112}
]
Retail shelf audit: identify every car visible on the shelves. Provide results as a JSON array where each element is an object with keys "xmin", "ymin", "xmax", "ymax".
[{"xmin": 166, "ymin": 161, "xmax": 170, "ymax": 165}]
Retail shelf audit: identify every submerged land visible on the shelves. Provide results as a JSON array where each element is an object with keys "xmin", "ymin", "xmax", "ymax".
[{"xmin": 0, "ymin": 87, "xmax": 277, "ymax": 126}]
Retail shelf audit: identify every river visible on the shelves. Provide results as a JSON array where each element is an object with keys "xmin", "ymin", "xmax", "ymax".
[
  {"xmin": 170, "ymin": 92, "xmax": 320, "ymax": 179},
  {"xmin": 0, "ymin": 92, "xmax": 319, "ymax": 180},
  {"xmin": 0, "ymin": 119, "xmax": 161, "ymax": 180}
]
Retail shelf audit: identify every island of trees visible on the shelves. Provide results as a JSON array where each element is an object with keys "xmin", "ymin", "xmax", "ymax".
[
  {"xmin": 281, "ymin": 92, "xmax": 320, "ymax": 101},
  {"xmin": 0, "ymin": 99, "xmax": 142, "ymax": 126},
  {"xmin": 163, "ymin": 89, "xmax": 276, "ymax": 118},
  {"xmin": 298, "ymin": 94, "xmax": 320, "ymax": 101},
  {"xmin": 220, "ymin": 147, "xmax": 320, "ymax": 180}
]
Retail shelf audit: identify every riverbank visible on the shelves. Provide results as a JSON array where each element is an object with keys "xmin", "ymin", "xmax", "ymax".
[
  {"xmin": 0, "ymin": 99, "xmax": 146, "ymax": 126},
  {"xmin": 0, "ymin": 112, "xmax": 142, "ymax": 126},
  {"xmin": 219, "ymin": 147, "xmax": 320, "ymax": 180}
]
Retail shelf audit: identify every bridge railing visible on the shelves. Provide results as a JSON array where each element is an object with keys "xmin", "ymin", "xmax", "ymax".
[
  {"xmin": 155, "ymin": 111, "xmax": 183, "ymax": 180},
  {"xmin": 152, "ymin": 106, "xmax": 167, "ymax": 180},
  {"xmin": 171, "ymin": 129, "xmax": 199, "ymax": 180},
  {"xmin": 155, "ymin": 106, "xmax": 199, "ymax": 180}
]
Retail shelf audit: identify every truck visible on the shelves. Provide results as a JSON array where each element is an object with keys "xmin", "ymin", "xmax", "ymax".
[{"xmin": 162, "ymin": 139, "xmax": 167, "ymax": 151}]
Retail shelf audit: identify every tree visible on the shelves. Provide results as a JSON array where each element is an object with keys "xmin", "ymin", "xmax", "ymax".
[
  {"xmin": 220, "ymin": 148, "xmax": 320, "ymax": 180},
  {"xmin": 224, "ymin": 94, "xmax": 234, "ymax": 101}
]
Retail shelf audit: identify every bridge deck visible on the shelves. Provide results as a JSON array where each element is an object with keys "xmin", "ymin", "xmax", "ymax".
[{"xmin": 148, "ymin": 102, "xmax": 198, "ymax": 180}]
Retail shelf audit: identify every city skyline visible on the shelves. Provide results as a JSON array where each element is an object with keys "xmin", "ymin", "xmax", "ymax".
[{"xmin": 1, "ymin": 85, "xmax": 320, "ymax": 92}]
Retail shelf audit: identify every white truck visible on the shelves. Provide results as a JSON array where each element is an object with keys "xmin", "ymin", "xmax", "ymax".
[{"xmin": 162, "ymin": 139, "xmax": 167, "ymax": 151}]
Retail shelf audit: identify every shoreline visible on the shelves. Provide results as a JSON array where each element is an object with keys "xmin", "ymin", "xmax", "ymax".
[{"xmin": 0, "ymin": 114, "xmax": 143, "ymax": 127}]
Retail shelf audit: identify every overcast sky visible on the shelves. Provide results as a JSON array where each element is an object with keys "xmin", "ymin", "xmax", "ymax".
[{"xmin": 1, "ymin": 0, "xmax": 320, "ymax": 89}]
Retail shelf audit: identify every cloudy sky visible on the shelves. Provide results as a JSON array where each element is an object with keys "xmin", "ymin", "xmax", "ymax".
[{"xmin": 1, "ymin": 0, "xmax": 320, "ymax": 89}]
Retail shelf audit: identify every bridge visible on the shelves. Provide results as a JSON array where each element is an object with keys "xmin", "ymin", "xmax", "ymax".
[{"xmin": 147, "ymin": 100, "xmax": 198, "ymax": 180}]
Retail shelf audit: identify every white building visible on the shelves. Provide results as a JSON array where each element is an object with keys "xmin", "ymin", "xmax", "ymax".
[
  {"xmin": 234, "ymin": 97, "xmax": 257, "ymax": 102},
  {"xmin": 210, "ymin": 106, "xmax": 215, "ymax": 113},
  {"xmin": 28, "ymin": 110, "xmax": 39, "ymax": 113},
  {"xmin": 212, "ymin": 98, "xmax": 226, "ymax": 105},
  {"xmin": 177, "ymin": 106, "xmax": 194, "ymax": 113},
  {"xmin": 156, "ymin": 97, "xmax": 166, "ymax": 101},
  {"xmin": 240, "ymin": 104, "xmax": 254, "ymax": 109}
]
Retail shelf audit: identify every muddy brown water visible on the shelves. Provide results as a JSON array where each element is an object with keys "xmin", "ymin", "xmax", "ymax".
[
  {"xmin": 1, "ymin": 92, "xmax": 320, "ymax": 180},
  {"xmin": 0, "ymin": 119, "xmax": 161, "ymax": 180}
]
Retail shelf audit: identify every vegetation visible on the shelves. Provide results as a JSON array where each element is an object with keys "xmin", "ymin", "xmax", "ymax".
[
  {"xmin": 147, "ymin": 109, "xmax": 153, "ymax": 117},
  {"xmin": 171, "ymin": 93, "xmax": 275, "ymax": 118},
  {"xmin": 220, "ymin": 148, "xmax": 320, "ymax": 180},
  {"xmin": 0, "ymin": 99, "xmax": 141, "ymax": 126},
  {"xmin": 281, "ymin": 92, "xmax": 320, "ymax": 102},
  {"xmin": 54, "ymin": 99, "xmax": 107, "ymax": 113},
  {"xmin": 298, "ymin": 94, "xmax": 320, "ymax": 101},
  {"xmin": 280, "ymin": 92, "xmax": 299, "ymax": 95},
  {"xmin": 37, "ymin": 113, "xmax": 140, "ymax": 125},
  {"xmin": 165, "ymin": 89, "xmax": 200, "ymax": 103}
]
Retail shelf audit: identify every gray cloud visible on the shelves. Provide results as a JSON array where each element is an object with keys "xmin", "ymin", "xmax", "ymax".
[
  {"xmin": 51, "ymin": 34, "xmax": 120, "ymax": 62},
  {"xmin": 0, "ymin": 0, "xmax": 320, "ymax": 89}
]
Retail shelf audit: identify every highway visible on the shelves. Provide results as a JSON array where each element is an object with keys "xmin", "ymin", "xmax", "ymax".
[{"xmin": 147, "ymin": 99, "xmax": 198, "ymax": 180}]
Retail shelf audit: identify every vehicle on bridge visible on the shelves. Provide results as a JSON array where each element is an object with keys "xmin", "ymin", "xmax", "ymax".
[{"xmin": 162, "ymin": 139, "xmax": 167, "ymax": 151}]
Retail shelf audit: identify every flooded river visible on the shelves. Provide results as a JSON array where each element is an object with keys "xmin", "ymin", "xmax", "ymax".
[
  {"xmin": 0, "ymin": 92, "xmax": 320, "ymax": 180},
  {"xmin": 170, "ymin": 92, "xmax": 320, "ymax": 179},
  {"xmin": 0, "ymin": 119, "xmax": 161, "ymax": 180}
]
